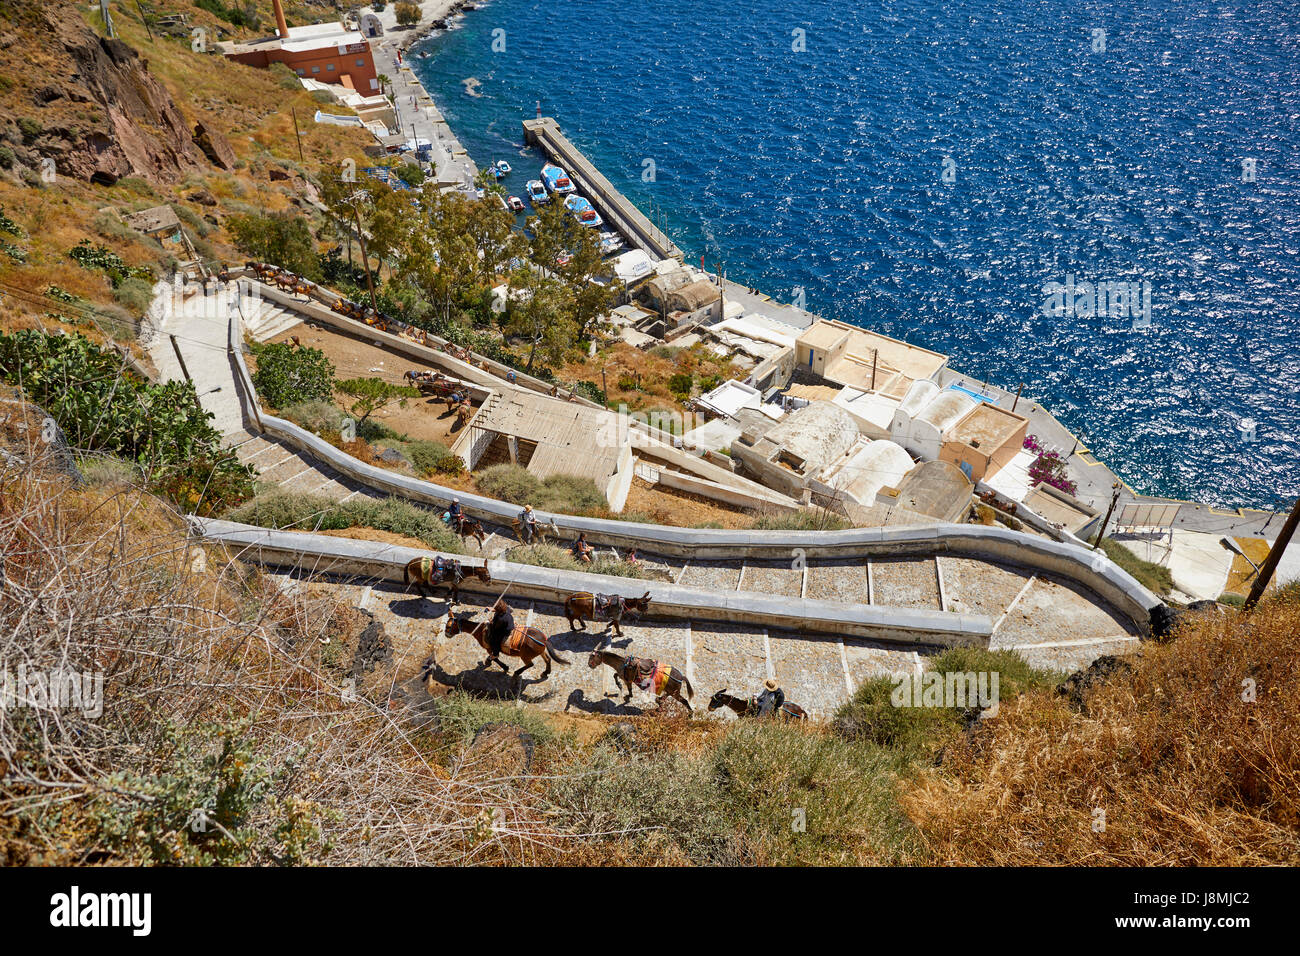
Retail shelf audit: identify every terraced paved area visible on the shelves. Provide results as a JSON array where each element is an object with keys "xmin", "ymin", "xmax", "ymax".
[
  {"xmin": 150, "ymin": 279, "xmax": 1147, "ymax": 712},
  {"xmin": 261, "ymin": 559, "xmax": 1139, "ymax": 721}
]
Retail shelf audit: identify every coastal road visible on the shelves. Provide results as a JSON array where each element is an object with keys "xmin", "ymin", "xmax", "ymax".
[{"xmin": 371, "ymin": 32, "xmax": 478, "ymax": 190}]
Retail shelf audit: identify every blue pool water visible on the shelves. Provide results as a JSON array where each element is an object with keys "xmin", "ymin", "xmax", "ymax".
[{"xmin": 412, "ymin": 0, "xmax": 1300, "ymax": 509}]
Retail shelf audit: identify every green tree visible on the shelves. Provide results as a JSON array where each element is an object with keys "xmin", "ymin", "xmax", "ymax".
[
  {"xmin": 337, "ymin": 377, "xmax": 419, "ymax": 423},
  {"xmin": 228, "ymin": 213, "xmax": 320, "ymax": 279},
  {"xmin": 252, "ymin": 343, "xmax": 336, "ymax": 409},
  {"xmin": 506, "ymin": 265, "xmax": 575, "ymax": 371},
  {"xmin": 394, "ymin": 3, "xmax": 421, "ymax": 27},
  {"xmin": 322, "ymin": 173, "xmax": 414, "ymax": 312}
]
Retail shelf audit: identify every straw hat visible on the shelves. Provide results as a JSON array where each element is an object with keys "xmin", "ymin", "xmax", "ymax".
[{"xmin": 764, "ymin": 678, "xmax": 780, "ymax": 692}]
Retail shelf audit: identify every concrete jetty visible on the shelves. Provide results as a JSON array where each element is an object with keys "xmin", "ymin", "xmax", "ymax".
[{"xmin": 523, "ymin": 116, "xmax": 684, "ymax": 262}]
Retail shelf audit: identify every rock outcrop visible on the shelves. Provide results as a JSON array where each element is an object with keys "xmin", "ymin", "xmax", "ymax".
[{"xmin": 0, "ymin": 4, "xmax": 208, "ymax": 185}]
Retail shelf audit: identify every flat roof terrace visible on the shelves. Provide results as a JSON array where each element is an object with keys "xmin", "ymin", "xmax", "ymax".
[{"xmin": 947, "ymin": 402, "xmax": 1028, "ymax": 450}]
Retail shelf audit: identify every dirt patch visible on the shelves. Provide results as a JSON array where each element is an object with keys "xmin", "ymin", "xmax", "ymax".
[
  {"xmin": 269, "ymin": 324, "xmax": 474, "ymax": 446},
  {"xmin": 622, "ymin": 478, "xmax": 755, "ymax": 528},
  {"xmin": 315, "ymin": 527, "xmax": 433, "ymax": 551}
]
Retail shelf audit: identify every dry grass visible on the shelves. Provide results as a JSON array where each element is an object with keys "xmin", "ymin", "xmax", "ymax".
[
  {"xmin": 906, "ymin": 600, "xmax": 1300, "ymax": 865},
  {"xmin": 0, "ymin": 441, "xmax": 588, "ymax": 864}
]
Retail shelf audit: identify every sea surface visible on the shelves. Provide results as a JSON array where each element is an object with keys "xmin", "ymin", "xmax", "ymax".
[{"xmin": 412, "ymin": 0, "xmax": 1300, "ymax": 509}]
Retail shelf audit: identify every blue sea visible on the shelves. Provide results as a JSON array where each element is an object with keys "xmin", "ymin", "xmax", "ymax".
[{"xmin": 412, "ymin": 0, "xmax": 1300, "ymax": 509}]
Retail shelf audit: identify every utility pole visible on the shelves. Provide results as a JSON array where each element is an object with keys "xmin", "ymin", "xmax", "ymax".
[
  {"xmin": 347, "ymin": 190, "xmax": 379, "ymax": 313},
  {"xmin": 1012, "ymin": 381, "xmax": 1024, "ymax": 412},
  {"xmin": 1093, "ymin": 481, "xmax": 1122, "ymax": 550},
  {"xmin": 291, "ymin": 108, "xmax": 304, "ymax": 163},
  {"xmin": 1245, "ymin": 496, "xmax": 1300, "ymax": 610},
  {"xmin": 135, "ymin": 0, "xmax": 154, "ymax": 41}
]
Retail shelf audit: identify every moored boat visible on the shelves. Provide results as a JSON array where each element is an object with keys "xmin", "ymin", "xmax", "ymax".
[
  {"xmin": 541, "ymin": 163, "xmax": 576, "ymax": 195},
  {"xmin": 525, "ymin": 180, "xmax": 548, "ymax": 205},
  {"xmin": 507, "ymin": 195, "xmax": 526, "ymax": 212},
  {"xmin": 564, "ymin": 194, "xmax": 603, "ymax": 228}
]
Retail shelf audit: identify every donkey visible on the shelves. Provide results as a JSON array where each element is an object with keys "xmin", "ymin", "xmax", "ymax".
[
  {"xmin": 565, "ymin": 591, "xmax": 651, "ymax": 637},
  {"xmin": 402, "ymin": 555, "xmax": 490, "ymax": 605},
  {"xmin": 446, "ymin": 513, "xmax": 487, "ymax": 548},
  {"xmin": 445, "ymin": 613, "xmax": 568, "ymax": 685},
  {"xmin": 587, "ymin": 643, "xmax": 693, "ymax": 712},
  {"xmin": 707, "ymin": 689, "xmax": 808, "ymax": 721}
]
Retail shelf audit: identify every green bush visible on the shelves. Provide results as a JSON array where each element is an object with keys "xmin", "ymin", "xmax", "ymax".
[
  {"xmin": 476, "ymin": 463, "xmax": 541, "ymax": 504},
  {"xmin": 225, "ymin": 491, "xmax": 463, "ymax": 553},
  {"xmin": 252, "ymin": 343, "xmax": 335, "ymax": 410},
  {"xmin": 1098, "ymin": 537, "xmax": 1174, "ymax": 596},
  {"xmin": 1218, "ymin": 592, "xmax": 1247, "ymax": 607},
  {"xmin": 0, "ymin": 146, "xmax": 15, "ymax": 169},
  {"xmin": 833, "ymin": 647, "xmax": 1059, "ymax": 759},
  {"xmin": 17, "ymin": 117, "xmax": 42, "ymax": 142},
  {"xmin": 112, "ymin": 276, "xmax": 156, "ymax": 315},
  {"xmin": 547, "ymin": 723, "xmax": 924, "ymax": 865},
  {"xmin": 750, "ymin": 509, "xmax": 849, "ymax": 532},
  {"xmin": 537, "ymin": 474, "xmax": 608, "ymax": 513},
  {"xmin": 68, "ymin": 239, "xmax": 153, "ymax": 288},
  {"xmin": 405, "ymin": 440, "xmax": 462, "ymax": 478},
  {"xmin": 0, "ymin": 329, "xmax": 254, "ymax": 514},
  {"xmin": 505, "ymin": 543, "xmax": 647, "ymax": 579},
  {"xmin": 279, "ymin": 399, "xmax": 347, "ymax": 437}
]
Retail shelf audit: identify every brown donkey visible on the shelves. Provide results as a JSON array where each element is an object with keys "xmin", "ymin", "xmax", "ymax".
[
  {"xmin": 587, "ymin": 644, "xmax": 693, "ymax": 712},
  {"xmin": 707, "ymin": 689, "xmax": 808, "ymax": 720},
  {"xmin": 445, "ymin": 613, "xmax": 568, "ymax": 685},
  {"xmin": 403, "ymin": 556, "xmax": 490, "ymax": 605},
  {"xmin": 565, "ymin": 591, "xmax": 651, "ymax": 637}
]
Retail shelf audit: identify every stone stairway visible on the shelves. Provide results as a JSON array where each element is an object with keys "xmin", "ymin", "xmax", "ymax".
[{"xmin": 239, "ymin": 295, "xmax": 303, "ymax": 343}]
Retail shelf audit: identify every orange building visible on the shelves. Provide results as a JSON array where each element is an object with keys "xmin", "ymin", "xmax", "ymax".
[{"xmin": 220, "ymin": 0, "xmax": 379, "ymax": 94}]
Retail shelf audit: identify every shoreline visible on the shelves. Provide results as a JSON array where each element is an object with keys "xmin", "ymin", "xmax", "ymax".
[{"xmin": 354, "ymin": 4, "xmax": 1288, "ymax": 536}]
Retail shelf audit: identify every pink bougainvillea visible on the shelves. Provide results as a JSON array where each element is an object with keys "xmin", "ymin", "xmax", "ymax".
[{"xmin": 1023, "ymin": 434, "xmax": 1077, "ymax": 496}]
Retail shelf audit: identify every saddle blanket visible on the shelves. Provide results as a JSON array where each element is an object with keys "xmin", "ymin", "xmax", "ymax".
[{"xmin": 636, "ymin": 661, "xmax": 673, "ymax": 695}]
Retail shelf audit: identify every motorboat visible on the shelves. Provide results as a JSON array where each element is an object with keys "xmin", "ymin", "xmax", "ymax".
[
  {"xmin": 525, "ymin": 180, "xmax": 549, "ymax": 205},
  {"xmin": 541, "ymin": 162, "xmax": 576, "ymax": 195},
  {"xmin": 564, "ymin": 194, "xmax": 603, "ymax": 228}
]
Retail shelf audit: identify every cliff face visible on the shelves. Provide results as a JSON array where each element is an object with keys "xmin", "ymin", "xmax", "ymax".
[{"xmin": 0, "ymin": 2, "xmax": 207, "ymax": 184}]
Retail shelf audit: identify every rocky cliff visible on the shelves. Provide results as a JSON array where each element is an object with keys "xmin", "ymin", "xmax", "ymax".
[{"xmin": 0, "ymin": 1, "xmax": 208, "ymax": 184}]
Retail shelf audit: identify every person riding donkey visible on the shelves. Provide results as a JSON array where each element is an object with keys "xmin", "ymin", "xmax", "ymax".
[
  {"xmin": 487, "ymin": 598, "xmax": 514, "ymax": 662},
  {"xmin": 446, "ymin": 497, "xmax": 464, "ymax": 532},
  {"xmin": 571, "ymin": 532, "xmax": 594, "ymax": 564},
  {"xmin": 755, "ymin": 678, "xmax": 785, "ymax": 718},
  {"xmin": 518, "ymin": 504, "xmax": 538, "ymax": 545}
]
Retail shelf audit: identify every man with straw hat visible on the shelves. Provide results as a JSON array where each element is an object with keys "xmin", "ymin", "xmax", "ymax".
[{"xmin": 755, "ymin": 678, "xmax": 785, "ymax": 718}]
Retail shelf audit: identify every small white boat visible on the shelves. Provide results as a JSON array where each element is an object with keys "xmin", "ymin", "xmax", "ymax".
[
  {"xmin": 507, "ymin": 195, "xmax": 526, "ymax": 212},
  {"xmin": 525, "ymin": 180, "xmax": 548, "ymax": 205},
  {"xmin": 492, "ymin": 159, "xmax": 511, "ymax": 177},
  {"xmin": 599, "ymin": 232, "xmax": 624, "ymax": 255}
]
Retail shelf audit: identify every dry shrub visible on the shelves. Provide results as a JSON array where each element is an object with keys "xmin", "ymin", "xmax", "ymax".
[
  {"xmin": 0, "ymin": 440, "xmax": 566, "ymax": 864},
  {"xmin": 908, "ymin": 600, "xmax": 1300, "ymax": 865}
]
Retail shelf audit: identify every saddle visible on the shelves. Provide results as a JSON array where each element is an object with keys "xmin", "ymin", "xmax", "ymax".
[
  {"xmin": 503, "ymin": 626, "xmax": 545, "ymax": 654},
  {"xmin": 594, "ymin": 593, "xmax": 624, "ymax": 619}
]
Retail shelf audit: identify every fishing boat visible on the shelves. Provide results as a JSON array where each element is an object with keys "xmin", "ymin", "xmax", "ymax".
[
  {"xmin": 541, "ymin": 163, "xmax": 576, "ymax": 195},
  {"xmin": 564, "ymin": 194, "xmax": 603, "ymax": 228},
  {"xmin": 599, "ymin": 232, "xmax": 624, "ymax": 255},
  {"xmin": 507, "ymin": 195, "xmax": 526, "ymax": 212},
  {"xmin": 490, "ymin": 159, "xmax": 511, "ymax": 179},
  {"xmin": 525, "ymin": 180, "xmax": 548, "ymax": 205}
]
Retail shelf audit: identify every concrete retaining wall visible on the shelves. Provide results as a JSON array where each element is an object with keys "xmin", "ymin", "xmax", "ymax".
[
  {"xmin": 191, "ymin": 518, "xmax": 991, "ymax": 647},
  {"xmin": 224, "ymin": 298, "xmax": 1160, "ymax": 633}
]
